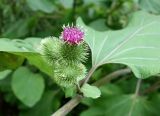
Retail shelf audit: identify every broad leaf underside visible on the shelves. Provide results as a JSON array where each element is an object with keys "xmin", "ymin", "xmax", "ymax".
[
  {"xmin": 77, "ymin": 11, "xmax": 160, "ymax": 78},
  {"xmin": 0, "ymin": 38, "xmax": 53, "ymax": 76}
]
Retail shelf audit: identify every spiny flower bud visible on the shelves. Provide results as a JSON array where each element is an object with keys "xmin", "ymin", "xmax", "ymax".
[
  {"xmin": 39, "ymin": 37, "xmax": 62, "ymax": 65},
  {"xmin": 61, "ymin": 25, "xmax": 84, "ymax": 44},
  {"xmin": 53, "ymin": 63, "xmax": 86, "ymax": 87},
  {"xmin": 60, "ymin": 42, "xmax": 89, "ymax": 63},
  {"xmin": 39, "ymin": 25, "xmax": 88, "ymax": 88}
]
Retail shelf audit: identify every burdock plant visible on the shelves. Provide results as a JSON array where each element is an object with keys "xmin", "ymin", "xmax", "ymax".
[{"xmin": 39, "ymin": 25, "xmax": 88, "ymax": 88}]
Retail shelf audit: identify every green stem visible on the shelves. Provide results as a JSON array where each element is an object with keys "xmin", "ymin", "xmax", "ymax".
[
  {"xmin": 135, "ymin": 79, "xmax": 142, "ymax": 96},
  {"xmin": 82, "ymin": 66, "xmax": 97, "ymax": 85}
]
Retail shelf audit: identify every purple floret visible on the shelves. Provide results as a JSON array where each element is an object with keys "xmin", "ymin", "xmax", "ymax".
[{"xmin": 61, "ymin": 26, "xmax": 84, "ymax": 44}]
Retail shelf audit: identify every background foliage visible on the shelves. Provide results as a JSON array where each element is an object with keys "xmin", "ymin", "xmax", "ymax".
[{"xmin": 0, "ymin": 0, "xmax": 160, "ymax": 116}]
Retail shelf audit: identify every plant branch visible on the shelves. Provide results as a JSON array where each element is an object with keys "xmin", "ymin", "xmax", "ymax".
[
  {"xmin": 93, "ymin": 68, "xmax": 131, "ymax": 87},
  {"xmin": 52, "ymin": 68, "xmax": 131, "ymax": 116},
  {"xmin": 51, "ymin": 95, "xmax": 82, "ymax": 116},
  {"xmin": 142, "ymin": 80, "xmax": 160, "ymax": 95},
  {"xmin": 82, "ymin": 66, "xmax": 97, "ymax": 85}
]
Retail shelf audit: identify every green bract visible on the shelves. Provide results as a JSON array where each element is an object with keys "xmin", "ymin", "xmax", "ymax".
[
  {"xmin": 60, "ymin": 42, "xmax": 89, "ymax": 63},
  {"xmin": 39, "ymin": 37, "xmax": 62, "ymax": 65},
  {"xmin": 54, "ymin": 63, "xmax": 86, "ymax": 87}
]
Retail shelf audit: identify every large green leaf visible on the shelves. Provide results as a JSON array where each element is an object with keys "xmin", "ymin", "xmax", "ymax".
[
  {"xmin": 89, "ymin": 19, "xmax": 109, "ymax": 31},
  {"xmin": 0, "ymin": 38, "xmax": 53, "ymax": 76},
  {"xmin": 104, "ymin": 95, "xmax": 156, "ymax": 116},
  {"xmin": 12, "ymin": 67, "xmax": 45, "ymax": 107},
  {"xmin": 81, "ymin": 95, "xmax": 157, "ymax": 116},
  {"xmin": 139, "ymin": 0, "xmax": 160, "ymax": 14},
  {"xmin": 77, "ymin": 11, "xmax": 160, "ymax": 78}
]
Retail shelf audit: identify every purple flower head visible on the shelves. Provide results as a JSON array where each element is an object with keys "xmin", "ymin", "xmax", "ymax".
[{"xmin": 61, "ymin": 25, "xmax": 84, "ymax": 44}]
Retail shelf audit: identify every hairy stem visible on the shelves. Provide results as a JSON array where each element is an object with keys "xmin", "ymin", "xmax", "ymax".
[{"xmin": 52, "ymin": 68, "xmax": 131, "ymax": 116}]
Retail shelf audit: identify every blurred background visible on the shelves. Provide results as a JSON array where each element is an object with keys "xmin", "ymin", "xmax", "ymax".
[{"xmin": 0, "ymin": 0, "xmax": 160, "ymax": 116}]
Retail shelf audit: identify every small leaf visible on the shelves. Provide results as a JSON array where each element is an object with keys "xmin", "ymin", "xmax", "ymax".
[
  {"xmin": 81, "ymin": 84, "xmax": 101, "ymax": 99},
  {"xmin": 11, "ymin": 67, "xmax": 45, "ymax": 107}
]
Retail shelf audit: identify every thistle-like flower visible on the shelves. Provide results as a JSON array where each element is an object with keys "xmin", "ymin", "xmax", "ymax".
[
  {"xmin": 61, "ymin": 25, "xmax": 84, "ymax": 44},
  {"xmin": 39, "ymin": 25, "xmax": 88, "ymax": 88}
]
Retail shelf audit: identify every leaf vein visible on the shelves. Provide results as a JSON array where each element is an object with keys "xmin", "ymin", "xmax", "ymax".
[{"xmin": 98, "ymin": 21, "xmax": 157, "ymax": 65}]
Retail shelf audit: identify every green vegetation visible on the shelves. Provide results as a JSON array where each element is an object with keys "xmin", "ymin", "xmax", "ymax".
[{"xmin": 0, "ymin": 0, "xmax": 160, "ymax": 116}]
